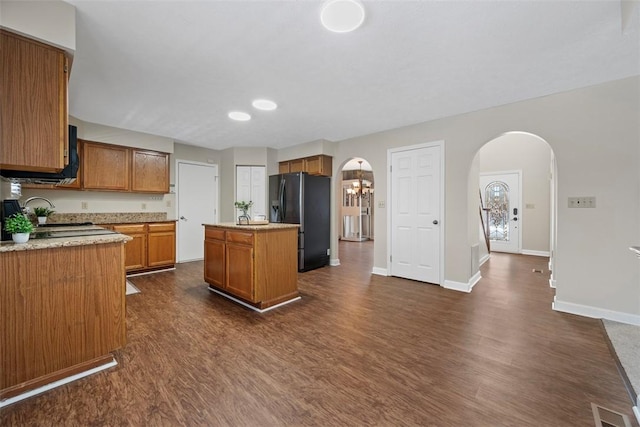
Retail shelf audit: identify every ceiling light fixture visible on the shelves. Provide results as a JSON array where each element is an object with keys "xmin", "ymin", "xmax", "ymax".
[
  {"xmin": 228, "ymin": 111, "xmax": 251, "ymax": 121},
  {"xmin": 320, "ymin": 0, "xmax": 365, "ymax": 33},
  {"xmin": 252, "ymin": 99, "xmax": 278, "ymax": 111}
]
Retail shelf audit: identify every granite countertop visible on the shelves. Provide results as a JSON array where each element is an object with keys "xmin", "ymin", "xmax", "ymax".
[
  {"xmin": 47, "ymin": 212, "xmax": 173, "ymax": 225},
  {"xmin": 203, "ymin": 222, "xmax": 300, "ymax": 231},
  {"xmin": 0, "ymin": 228, "xmax": 131, "ymax": 253}
]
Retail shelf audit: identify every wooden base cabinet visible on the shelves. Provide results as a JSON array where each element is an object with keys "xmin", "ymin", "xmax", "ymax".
[
  {"xmin": 110, "ymin": 222, "xmax": 176, "ymax": 273},
  {"xmin": 204, "ymin": 224, "xmax": 299, "ymax": 310},
  {"xmin": 0, "ymin": 242, "xmax": 126, "ymax": 398}
]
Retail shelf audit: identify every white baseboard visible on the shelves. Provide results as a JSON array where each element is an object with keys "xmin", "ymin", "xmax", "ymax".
[
  {"xmin": 479, "ymin": 253, "xmax": 490, "ymax": 266},
  {"xmin": 127, "ymin": 267, "xmax": 175, "ymax": 277},
  {"xmin": 0, "ymin": 357, "xmax": 117, "ymax": 408},
  {"xmin": 552, "ymin": 297, "xmax": 640, "ymax": 326},
  {"xmin": 372, "ymin": 267, "xmax": 387, "ymax": 276},
  {"xmin": 549, "ymin": 278, "xmax": 556, "ymax": 288},
  {"xmin": 442, "ymin": 271, "xmax": 481, "ymax": 293},
  {"xmin": 634, "ymin": 404, "xmax": 639, "ymax": 426},
  {"xmin": 330, "ymin": 258, "xmax": 340, "ymax": 267},
  {"xmin": 521, "ymin": 249, "xmax": 550, "ymax": 257}
]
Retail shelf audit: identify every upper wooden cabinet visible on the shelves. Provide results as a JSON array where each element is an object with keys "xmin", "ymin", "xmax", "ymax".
[
  {"xmin": 131, "ymin": 149, "xmax": 169, "ymax": 193},
  {"xmin": 82, "ymin": 141, "xmax": 130, "ymax": 191},
  {"xmin": 279, "ymin": 155, "xmax": 332, "ymax": 177},
  {"xmin": 0, "ymin": 30, "xmax": 69, "ymax": 172},
  {"xmin": 79, "ymin": 141, "xmax": 169, "ymax": 193}
]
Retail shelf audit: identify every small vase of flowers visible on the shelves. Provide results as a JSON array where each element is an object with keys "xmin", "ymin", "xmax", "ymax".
[
  {"xmin": 4, "ymin": 213, "xmax": 35, "ymax": 243},
  {"xmin": 234, "ymin": 200, "xmax": 253, "ymax": 225}
]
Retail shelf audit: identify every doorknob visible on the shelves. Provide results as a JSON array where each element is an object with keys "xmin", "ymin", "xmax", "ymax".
[
  {"xmin": 180, "ymin": 216, "xmax": 187, "ymax": 221},
  {"xmin": 433, "ymin": 220, "xmax": 439, "ymax": 225}
]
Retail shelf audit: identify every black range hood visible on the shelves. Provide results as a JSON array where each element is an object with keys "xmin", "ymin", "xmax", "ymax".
[{"xmin": 0, "ymin": 125, "xmax": 79, "ymax": 185}]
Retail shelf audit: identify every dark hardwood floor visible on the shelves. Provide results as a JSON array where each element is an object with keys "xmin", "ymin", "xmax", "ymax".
[{"xmin": 2, "ymin": 242, "xmax": 636, "ymax": 426}]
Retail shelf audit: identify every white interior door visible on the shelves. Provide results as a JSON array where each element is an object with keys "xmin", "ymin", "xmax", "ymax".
[
  {"xmin": 177, "ymin": 161, "xmax": 218, "ymax": 262},
  {"xmin": 389, "ymin": 143, "xmax": 442, "ymax": 284},
  {"xmin": 480, "ymin": 171, "xmax": 521, "ymax": 254},
  {"xmin": 235, "ymin": 165, "xmax": 266, "ymax": 219}
]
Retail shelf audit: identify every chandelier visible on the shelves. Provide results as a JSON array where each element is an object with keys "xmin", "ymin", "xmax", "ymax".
[{"xmin": 346, "ymin": 160, "xmax": 373, "ymax": 200}]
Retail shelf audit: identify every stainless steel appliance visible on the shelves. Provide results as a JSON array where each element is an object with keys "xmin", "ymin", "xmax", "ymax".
[{"xmin": 269, "ymin": 172, "xmax": 330, "ymax": 272}]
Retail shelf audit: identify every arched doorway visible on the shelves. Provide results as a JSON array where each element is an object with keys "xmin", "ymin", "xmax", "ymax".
[
  {"xmin": 340, "ymin": 158, "xmax": 374, "ymax": 242},
  {"xmin": 472, "ymin": 131, "xmax": 557, "ymax": 287}
]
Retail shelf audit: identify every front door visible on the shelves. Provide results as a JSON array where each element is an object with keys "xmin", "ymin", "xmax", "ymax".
[
  {"xmin": 177, "ymin": 161, "xmax": 218, "ymax": 262},
  {"xmin": 389, "ymin": 142, "xmax": 442, "ymax": 284},
  {"xmin": 480, "ymin": 171, "xmax": 521, "ymax": 254}
]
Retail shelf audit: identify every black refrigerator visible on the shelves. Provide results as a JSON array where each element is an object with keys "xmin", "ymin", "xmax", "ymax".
[{"xmin": 269, "ymin": 172, "xmax": 330, "ymax": 272}]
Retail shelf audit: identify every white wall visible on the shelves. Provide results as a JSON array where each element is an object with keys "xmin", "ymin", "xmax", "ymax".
[
  {"xmin": 331, "ymin": 76, "xmax": 640, "ymax": 320},
  {"xmin": 478, "ymin": 132, "xmax": 552, "ymax": 254},
  {"xmin": 72, "ymin": 118, "xmax": 174, "ymax": 153},
  {"xmin": 0, "ymin": 0, "xmax": 75, "ymax": 53}
]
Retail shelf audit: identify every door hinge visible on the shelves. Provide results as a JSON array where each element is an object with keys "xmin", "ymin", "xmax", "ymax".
[
  {"xmin": 390, "ymin": 255, "xmax": 392, "ymax": 262},
  {"xmin": 64, "ymin": 148, "xmax": 68, "ymax": 157},
  {"xmin": 64, "ymin": 64, "xmax": 68, "ymax": 73}
]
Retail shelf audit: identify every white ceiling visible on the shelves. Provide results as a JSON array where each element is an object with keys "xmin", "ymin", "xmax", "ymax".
[{"xmin": 65, "ymin": 0, "xmax": 640, "ymax": 151}]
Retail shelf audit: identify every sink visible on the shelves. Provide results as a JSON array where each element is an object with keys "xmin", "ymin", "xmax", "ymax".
[{"xmin": 38, "ymin": 222, "xmax": 94, "ymax": 227}]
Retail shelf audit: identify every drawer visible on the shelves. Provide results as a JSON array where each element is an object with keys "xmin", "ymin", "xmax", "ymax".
[
  {"xmin": 113, "ymin": 223, "xmax": 146, "ymax": 234},
  {"xmin": 227, "ymin": 230, "xmax": 254, "ymax": 245},
  {"xmin": 205, "ymin": 228, "xmax": 225, "ymax": 241},
  {"xmin": 148, "ymin": 222, "xmax": 176, "ymax": 233}
]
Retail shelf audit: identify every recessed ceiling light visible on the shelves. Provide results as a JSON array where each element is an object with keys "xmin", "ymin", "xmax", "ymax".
[
  {"xmin": 320, "ymin": 0, "xmax": 365, "ymax": 33},
  {"xmin": 252, "ymin": 99, "xmax": 278, "ymax": 111},
  {"xmin": 228, "ymin": 111, "xmax": 251, "ymax": 121}
]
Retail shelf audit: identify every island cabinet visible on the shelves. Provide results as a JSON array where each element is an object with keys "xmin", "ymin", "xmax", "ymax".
[
  {"xmin": 204, "ymin": 223, "xmax": 300, "ymax": 311},
  {"xmin": 0, "ymin": 239, "xmax": 128, "ymax": 400},
  {"xmin": 0, "ymin": 30, "xmax": 69, "ymax": 173}
]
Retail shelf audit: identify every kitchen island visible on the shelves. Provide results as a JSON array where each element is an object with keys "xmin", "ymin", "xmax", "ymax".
[
  {"xmin": 0, "ymin": 226, "xmax": 131, "ymax": 405},
  {"xmin": 203, "ymin": 223, "xmax": 300, "ymax": 312}
]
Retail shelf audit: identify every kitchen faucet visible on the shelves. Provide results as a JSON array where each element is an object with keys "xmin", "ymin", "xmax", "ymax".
[{"xmin": 22, "ymin": 196, "xmax": 56, "ymax": 214}]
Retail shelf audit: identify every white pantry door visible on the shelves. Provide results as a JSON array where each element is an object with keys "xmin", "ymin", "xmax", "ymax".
[
  {"xmin": 480, "ymin": 171, "xmax": 521, "ymax": 254},
  {"xmin": 177, "ymin": 161, "xmax": 218, "ymax": 262},
  {"xmin": 235, "ymin": 166, "xmax": 266, "ymax": 218},
  {"xmin": 389, "ymin": 143, "xmax": 442, "ymax": 284}
]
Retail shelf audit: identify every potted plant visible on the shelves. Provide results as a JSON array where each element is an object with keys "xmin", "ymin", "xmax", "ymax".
[
  {"xmin": 234, "ymin": 200, "xmax": 253, "ymax": 224},
  {"xmin": 4, "ymin": 213, "xmax": 35, "ymax": 243},
  {"xmin": 33, "ymin": 206, "xmax": 55, "ymax": 225}
]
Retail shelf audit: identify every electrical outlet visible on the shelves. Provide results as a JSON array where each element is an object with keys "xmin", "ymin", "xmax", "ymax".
[
  {"xmin": 568, "ymin": 196, "xmax": 596, "ymax": 208},
  {"xmin": 81, "ymin": 201, "xmax": 88, "ymax": 210},
  {"xmin": 141, "ymin": 203, "xmax": 147, "ymax": 210},
  {"xmin": 525, "ymin": 203, "xmax": 535, "ymax": 209},
  {"xmin": 166, "ymin": 200, "xmax": 172, "ymax": 208},
  {"xmin": 378, "ymin": 201, "xmax": 385, "ymax": 208}
]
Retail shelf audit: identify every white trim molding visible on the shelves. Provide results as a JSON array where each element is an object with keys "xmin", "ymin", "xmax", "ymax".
[
  {"xmin": 372, "ymin": 267, "xmax": 388, "ymax": 276},
  {"xmin": 521, "ymin": 249, "xmax": 550, "ymax": 257},
  {"xmin": 442, "ymin": 271, "xmax": 481, "ymax": 293},
  {"xmin": 330, "ymin": 258, "xmax": 340, "ymax": 267},
  {"xmin": 552, "ymin": 297, "xmax": 640, "ymax": 326},
  {"xmin": 479, "ymin": 253, "xmax": 490, "ymax": 266}
]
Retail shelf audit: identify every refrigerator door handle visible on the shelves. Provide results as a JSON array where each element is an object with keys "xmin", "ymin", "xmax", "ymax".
[{"xmin": 279, "ymin": 178, "xmax": 286, "ymax": 221}]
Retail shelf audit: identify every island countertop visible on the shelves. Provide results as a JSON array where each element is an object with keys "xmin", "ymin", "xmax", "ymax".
[
  {"xmin": 202, "ymin": 222, "xmax": 299, "ymax": 231},
  {"xmin": 0, "ymin": 225, "xmax": 131, "ymax": 253}
]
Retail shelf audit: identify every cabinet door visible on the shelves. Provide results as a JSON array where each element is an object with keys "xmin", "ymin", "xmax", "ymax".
[
  {"xmin": 0, "ymin": 31, "xmax": 68, "ymax": 172},
  {"xmin": 131, "ymin": 149, "xmax": 169, "ymax": 193},
  {"xmin": 305, "ymin": 155, "xmax": 332, "ymax": 177},
  {"xmin": 82, "ymin": 142, "xmax": 130, "ymax": 191},
  {"xmin": 204, "ymin": 238, "xmax": 225, "ymax": 288},
  {"xmin": 148, "ymin": 223, "xmax": 176, "ymax": 267},
  {"xmin": 226, "ymin": 243, "xmax": 254, "ymax": 302},
  {"xmin": 113, "ymin": 224, "xmax": 147, "ymax": 271},
  {"xmin": 278, "ymin": 162, "xmax": 290, "ymax": 174},
  {"xmin": 289, "ymin": 159, "xmax": 304, "ymax": 173}
]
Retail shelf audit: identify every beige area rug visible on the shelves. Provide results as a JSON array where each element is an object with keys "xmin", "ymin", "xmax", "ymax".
[
  {"xmin": 126, "ymin": 280, "xmax": 141, "ymax": 295},
  {"xmin": 603, "ymin": 319, "xmax": 640, "ymax": 406}
]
